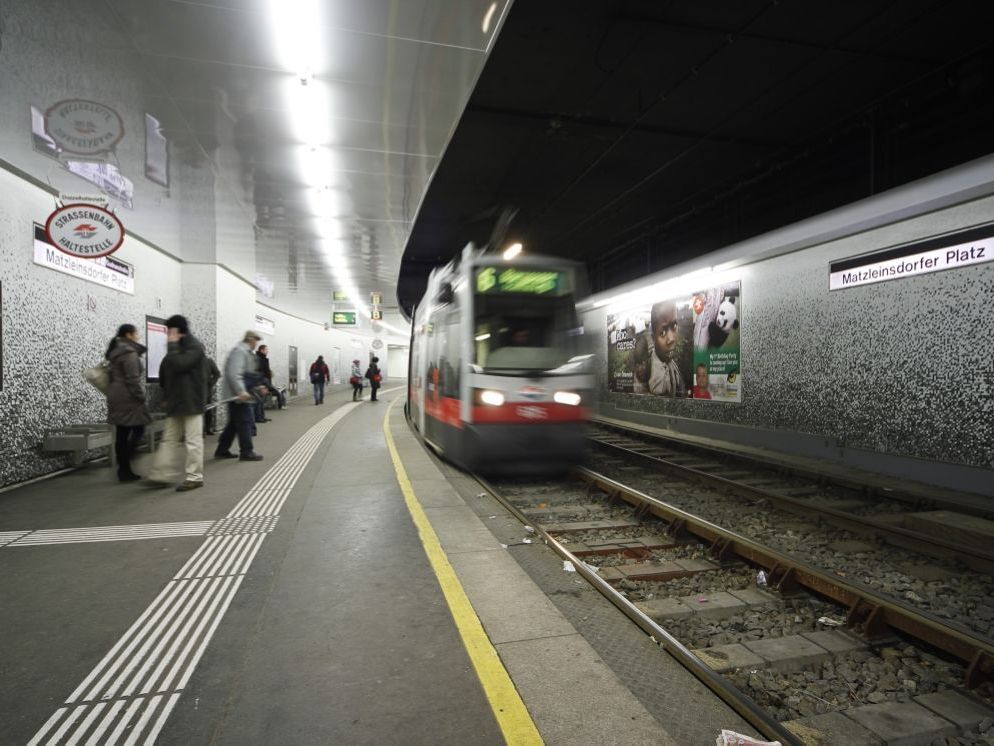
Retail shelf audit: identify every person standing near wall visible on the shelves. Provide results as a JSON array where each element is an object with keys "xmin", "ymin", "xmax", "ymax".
[
  {"xmin": 309, "ymin": 355, "xmax": 329, "ymax": 405},
  {"xmin": 253, "ymin": 345, "xmax": 273, "ymax": 424},
  {"xmin": 105, "ymin": 323, "xmax": 152, "ymax": 482},
  {"xmin": 364, "ymin": 356, "xmax": 382, "ymax": 402},
  {"xmin": 215, "ymin": 331, "xmax": 266, "ymax": 461},
  {"xmin": 146, "ymin": 315, "xmax": 209, "ymax": 491},
  {"xmin": 203, "ymin": 357, "xmax": 221, "ymax": 435}
]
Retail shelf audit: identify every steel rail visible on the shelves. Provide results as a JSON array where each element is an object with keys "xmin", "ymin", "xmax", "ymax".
[
  {"xmin": 474, "ymin": 474, "xmax": 803, "ymax": 746},
  {"xmin": 588, "ymin": 435, "xmax": 994, "ymax": 573},
  {"xmin": 590, "ymin": 416, "xmax": 993, "ymax": 521},
  {"xmin": 576, "ymin": 467, "xmax": 994, "ymax": 693}
]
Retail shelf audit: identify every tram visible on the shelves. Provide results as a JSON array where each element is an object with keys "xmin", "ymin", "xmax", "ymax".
[{"xmin": 408, "ymin": 244, "xmax": 594, "ymax": 474}]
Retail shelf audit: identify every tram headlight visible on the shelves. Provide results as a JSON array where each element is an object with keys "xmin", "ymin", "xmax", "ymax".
[
  {"xmin": 475, "ymin": 389, "xmax": 505, "ymax": 407},
  {"xmin": 553, "ymin": 391, "xmax": 582, "ymax": 406}
]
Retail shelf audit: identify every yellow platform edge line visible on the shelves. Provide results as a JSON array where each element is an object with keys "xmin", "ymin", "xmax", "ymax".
[{"xmin": 382, "ymin": 399, "xmax": 543, "ymax": 745}]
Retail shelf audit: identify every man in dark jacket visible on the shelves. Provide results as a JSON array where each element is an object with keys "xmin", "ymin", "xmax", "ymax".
[
  {"xmin": 254, "ymin": 345, "xmax": 275, "ymax": 422},
  {"xmin": 146, "ymin": 314, "xmax": 209, "ymax": 491}
]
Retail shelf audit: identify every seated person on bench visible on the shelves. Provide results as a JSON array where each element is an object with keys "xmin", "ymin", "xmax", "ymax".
[{"xmin": 255, "ymin": 345, "xmax": 285, "ymax": 415}]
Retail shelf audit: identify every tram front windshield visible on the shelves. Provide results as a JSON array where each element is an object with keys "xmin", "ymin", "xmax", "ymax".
[{"xmin": 473, "ymin": 267, "xmax": 580, "ymax": 374}]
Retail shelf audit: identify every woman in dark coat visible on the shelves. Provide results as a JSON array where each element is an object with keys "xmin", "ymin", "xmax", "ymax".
[
  {"xmin": 364, "ymin": 356, "xmax": 382, "ymax": 402},
  {"xmin": 106, "ymin": 324, "xmax": 152, "ymax": 481}
]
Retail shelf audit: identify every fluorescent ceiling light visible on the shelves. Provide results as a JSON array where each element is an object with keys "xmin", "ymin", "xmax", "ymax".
[
  {"xmin": 284, "ymin": 78, "xmax": 333, "ymax": 146},
  {"xmin": 482, "ymin": 2, "xmax": 498, "ymax": 33},
  {"xmin": 475, "ymin": 333, "xmax": 491, "ymax": 341},
  {"xmin": 307, "ymin": 186, "xmax": 347, "ymax": 218},
  {"xmin": 267, "ymin": 0, "xmax": 325, "ymax": 76},
  {"xmin": 297, "ymin": 146, "xmax": 337, "ymax": 187}
]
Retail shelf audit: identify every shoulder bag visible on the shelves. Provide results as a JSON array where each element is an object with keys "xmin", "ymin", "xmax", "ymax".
[{"xmin": 84, "ymin": 361, "xmax": 111, "ymax": 394}]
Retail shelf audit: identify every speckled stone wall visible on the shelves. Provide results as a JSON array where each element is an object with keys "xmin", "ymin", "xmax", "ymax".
[
  {"xmin": 0, "ymin": 169, "xmax": 183, "ymax": 485},
  {"xmin": 585, "ymin": 192, "xmax": 994, "ymax": 475}
]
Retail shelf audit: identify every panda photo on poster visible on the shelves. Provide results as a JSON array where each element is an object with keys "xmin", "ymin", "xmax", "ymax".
[{"xmin": 606, "ymin": 281, "xmax": 741, "ymax": 402}]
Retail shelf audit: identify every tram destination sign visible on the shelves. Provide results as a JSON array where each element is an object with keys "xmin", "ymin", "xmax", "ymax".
[
  {"xmin": 829, "ymin": 225, "xmax": 994, "ymax": 290},
  {"xmin": 476, "ymin": 267, "xmax": 567, "ymax": 295}
]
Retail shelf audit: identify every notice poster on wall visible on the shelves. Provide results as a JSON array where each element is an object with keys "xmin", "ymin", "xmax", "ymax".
[
  {"xmin": 606, "ymin": 281, "xmax": 742, "ymax": 402},
  {"xmin": 145, "ymin": 316, "xmax": 168, "ymax": 382}
]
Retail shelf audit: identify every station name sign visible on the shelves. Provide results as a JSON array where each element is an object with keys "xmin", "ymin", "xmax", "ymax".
[
  {"xmin": 33, "ymin": 223, "xmax": 134, "ymax": 294},
  {"xmin": 829, "ymin": 225, "xmax": 994, "ymax": 290}
]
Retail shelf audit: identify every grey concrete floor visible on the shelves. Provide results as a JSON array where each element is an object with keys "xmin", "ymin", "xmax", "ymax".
[{"xmin": 0, "ymin": 388, "xmax": 501, "ymax": 745}]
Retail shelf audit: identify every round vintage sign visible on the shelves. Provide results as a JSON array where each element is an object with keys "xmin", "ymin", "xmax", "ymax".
[
  {"xmin": 45, "ymin": 204, "xmax": 125, "ymax": 258},
  {"xmin": 44, "ymin": 99, "xmax": 125, "ymax": 156},
  {"xmin": 371, "ymin": 338, "xmax": 384, "ymax": 350}
]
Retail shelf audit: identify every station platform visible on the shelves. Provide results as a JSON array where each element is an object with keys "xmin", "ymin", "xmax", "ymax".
[{"xmin": 0, "ymin": 387, "xmax": 757, "ymax": 745}]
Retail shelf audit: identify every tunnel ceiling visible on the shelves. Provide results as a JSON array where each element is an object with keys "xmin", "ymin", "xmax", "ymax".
[{"xmin": 399, "ymin": 0, "xmax": 994, "ymax": 314}]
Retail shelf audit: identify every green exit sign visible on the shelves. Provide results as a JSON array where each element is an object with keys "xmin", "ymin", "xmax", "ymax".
[{"xmin": 332, "ymin": 311, "xmax": 356, "ymax": 325}]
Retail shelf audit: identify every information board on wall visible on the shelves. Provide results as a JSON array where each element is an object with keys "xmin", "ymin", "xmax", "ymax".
[
  {"xmin": 145, "ymin": 316, "xmax": 168, "ymax": 382},
  {"xmin": 607, "ymin": 281, "xmax": 742, "ymax": 402}
]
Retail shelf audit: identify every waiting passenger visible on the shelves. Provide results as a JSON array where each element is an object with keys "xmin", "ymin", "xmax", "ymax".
[
  {"xmin": 309, "ymin": 355, "xmax": 330, "ymax": 405},
  {"xmin": 203, "ymin": 357, "xmax": 221, "ymax": 435},
  {"xmin": 146, "ymin": 315, "xmax": 210, "ymax": 491},
  {"xmin": 256, "ymin": 345, "xmax": 285, "ymax": 410},
  {"xmin": 215, "ymin": 330, "xmax": 266, "ymax": 462},
  {"xmin": 105, "ymin": 323, "xmax": 152, "ymax": 482},
  {"xmin": 350, "ymin": 359, "xmax": 364, "ymax": 401},
  {"xmin": 365, "ymin": 357, "xmax": 382, "ymax": 402}
]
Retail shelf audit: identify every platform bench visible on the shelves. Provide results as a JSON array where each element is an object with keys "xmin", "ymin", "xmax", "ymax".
[{"xmin": 42, "ymin": 424, "xmax": 113, "ymax": 466}]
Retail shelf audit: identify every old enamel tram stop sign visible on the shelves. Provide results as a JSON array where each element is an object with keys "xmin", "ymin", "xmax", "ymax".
[{"xmin": 45, "ymin": 203, "xmax": 125, "ymax": 259}]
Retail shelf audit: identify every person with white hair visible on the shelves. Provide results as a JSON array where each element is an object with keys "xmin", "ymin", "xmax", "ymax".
[
  {"xmin": 214, "ymin": 330, "xmax": 267, "ymax": 462},
  {"xmin": 350, "ymin": 358, "xmax": 364, "ymax": 401}
]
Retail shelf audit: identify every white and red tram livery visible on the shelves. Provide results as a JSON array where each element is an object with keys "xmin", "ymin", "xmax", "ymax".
[{"xmin": 408, "ymin": 245, "xmax": 593, "ymax": 473}]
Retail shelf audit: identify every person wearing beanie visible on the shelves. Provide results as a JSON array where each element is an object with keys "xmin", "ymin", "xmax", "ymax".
[{"xmin": 146, "ymin": 314, "xmax": 210, "ymax": 491}]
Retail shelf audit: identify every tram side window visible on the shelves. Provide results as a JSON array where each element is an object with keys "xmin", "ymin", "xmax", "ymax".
[{"xmin": 440, "ymin": 298, "xmax": 461, "ymax": 398}]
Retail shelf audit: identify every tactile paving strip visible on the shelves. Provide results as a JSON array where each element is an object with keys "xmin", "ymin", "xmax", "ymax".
[{"xmin": 441, "ymin": 465, "xmax": 762, "ymax": 745}]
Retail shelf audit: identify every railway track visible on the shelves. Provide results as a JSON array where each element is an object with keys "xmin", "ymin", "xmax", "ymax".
[
  {"xmin": 479, "ymin": 467, "xmax": 994, "ymax": 745},
  {"xmin": 586, "ymin": 424, "xmax": 994, "ymax": 641},
  {"xmin": 587, "ymin": 422, "xmax": 994, "ymax": 575}
]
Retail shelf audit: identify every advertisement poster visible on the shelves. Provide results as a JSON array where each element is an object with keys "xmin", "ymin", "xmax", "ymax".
[{"xmin": 607, "ymin": 281, "xmax": 741, "ymax": 402}]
